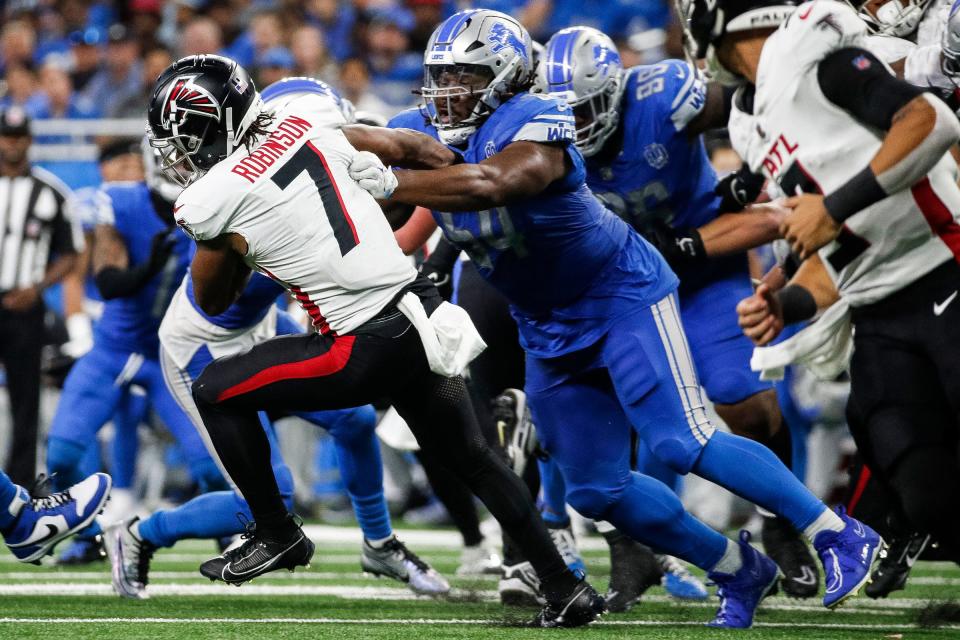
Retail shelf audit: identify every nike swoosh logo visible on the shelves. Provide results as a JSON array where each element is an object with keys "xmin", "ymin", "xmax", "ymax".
[
  {"xmin": 790, "ymin": 565, "xmax": 818, "ymax": 586},
  {"xmin": 798, "ymin": 5, "xmax": 814, "ymax": 19},
  {"xmin": 10, "ymin": 523, "xmax": 62, "ymax": 548},
  {"xmin": 934, "ymin": 290, "xmax": 957, "ymax": 316},
  {"xmin": 853, "ymin": 520, "xmax": 865, "ymax": 538}
]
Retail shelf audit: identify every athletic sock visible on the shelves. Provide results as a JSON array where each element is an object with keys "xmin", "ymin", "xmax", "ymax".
[
  {"xmin": 603, "ymin": 471, "xmax": 728, "ymax": 572},
  {"xmin": 365, "ymin": 535, "xmax": 394, "ymax": 549},
  {"xmin": 802, "ymin": 508, "xmax": 845, "ymax": 541},
  {"xmin": 0, "ymin": 473, "xmax": 24, "ymax": 531},
  {"xmin": 692, "ymin": 431, "xmax": 827, "ymax": 533},
  {"xmin": 138, "ymin": 490, "xmax": 255, "ymax": 548},
  {"xmin": 349, "ymin": 492, "xmax": 393, "ymax": 542},
  {"xmin": 710, "ymin": 538, "xmax": 744, "ymax": 575},
  {"xmin": 538, "ymin": 457, "xmax": 570, "ymax": 527}
]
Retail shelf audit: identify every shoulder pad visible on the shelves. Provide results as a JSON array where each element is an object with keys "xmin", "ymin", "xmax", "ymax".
[
  {"xmin": 173, "ymin": 181, "xmax": 229, "ymax": 242},
  {"xmin": 773, "ymin": 1, "xmax": 869, "ymax": 68},
  {"xmin": 507, "ymin": 93, "xmax": 576, "ymax": 145}
]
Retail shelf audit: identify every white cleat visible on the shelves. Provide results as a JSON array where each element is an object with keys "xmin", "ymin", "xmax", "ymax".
[
  {"xmin": 361, "ymin": 535, "xmax": 450, "ymax": 596},
  {"xmin": 104, "ymin": 516, "xmax": 155, "ymax": 600}
]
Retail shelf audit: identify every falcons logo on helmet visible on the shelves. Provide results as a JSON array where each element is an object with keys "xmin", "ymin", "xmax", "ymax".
[{"xmin": 160, "ymin": 75, "xmax": 221, "ymax": 132}]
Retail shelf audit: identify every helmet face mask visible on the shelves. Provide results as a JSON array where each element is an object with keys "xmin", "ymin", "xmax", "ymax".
[
  {"xmin": 147, "ymin": 54, "xmax": 262, "ymax": 187},
  {"xmin": 533, "ymin": 26, "xmax": 625, "ymax": 157},
  {"xmin": 421, "ymin": 10, "xmax": 533, "ymax": 145},
  {"xmin": 849, "ymin": 0, "xmax": 931, "ymax": 37}
]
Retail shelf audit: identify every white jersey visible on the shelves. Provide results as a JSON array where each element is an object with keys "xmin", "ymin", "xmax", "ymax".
[
  {"xmin": 175, "ymin": 94, "xmax": 416, "ymax": 335},
  {"xmin": 729, "ymin": 1, "xmax": 960, "ymax": 307}
]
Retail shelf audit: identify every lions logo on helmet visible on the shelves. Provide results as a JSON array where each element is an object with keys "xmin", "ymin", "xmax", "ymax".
[
  {"xmin": 159, "ymin": 75, "xmax": 221, "ymax": 133},
  {"xmin": 488, "ymin": 22, "xmax": 528, "ymax": 58}
]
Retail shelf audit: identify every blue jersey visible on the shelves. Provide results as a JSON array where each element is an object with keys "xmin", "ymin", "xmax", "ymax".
[
  {"xmin": 585, "ymin": 61, "xmax": 747, "ymax": 292},
  {"xmin": 93, "ymin": 182, "xmax": 191, "ymax": 354},
  {"xmin": 185, "ymin": 269, "xmax": 286, "ymax": 330},
  {"xmin": 389, "ymin": 95, "xmax": 676, "ymax": 356}
]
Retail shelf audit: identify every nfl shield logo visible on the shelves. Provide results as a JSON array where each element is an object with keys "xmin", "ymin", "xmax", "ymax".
[{"xmin": 644, "ymin": 143, "xmax": 669, "ymax": 169}]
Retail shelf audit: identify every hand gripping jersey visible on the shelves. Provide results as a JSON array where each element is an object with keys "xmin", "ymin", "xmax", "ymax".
[
  {"xmin": 390, "ymin": 94, "xmax": 676, "ymax": 356},
  {"xmin": 93, "ymin": 181, "xmax": 191, "ymax": 354},
  {"xmin": 583, "ymin": 60, "xmax": 746, "ymax": 293},
  {"xmin": 174, "ymin": 93, "xmax": 416, "ymax": 336},
  {"xmin": 729, "ymin": 1, "xmax": 960, "ymax": 307}
]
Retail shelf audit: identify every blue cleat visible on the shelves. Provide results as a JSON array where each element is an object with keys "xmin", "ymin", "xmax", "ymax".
[
  {"xmin": 660, "ymin": 555, "xmax": 709, "ymax": 601},
  {"xmin": 706, "ymin": 531, "xmax": 781, "ymax": 628},
  {"xmin": 3, "ymin": 473, "xmax": 112, "ymax": 564},
  {"xmin": 813, "ymin": 507, "xmax": 885, "ymax": 609}
]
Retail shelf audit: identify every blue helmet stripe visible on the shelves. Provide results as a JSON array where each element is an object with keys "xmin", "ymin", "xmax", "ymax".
[
  {"xmin": 545, "ymin": 29, "xmax": 582, "ymax": 92},
  {"xmin": 435, "ymin": 10, "xmax": 479, "ymax": 45},
  {"xmin": 261, "ymin": 77, "xmax": 340, "ymax": 106}
]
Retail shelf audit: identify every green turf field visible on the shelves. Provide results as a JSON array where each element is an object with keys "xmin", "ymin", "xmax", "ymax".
[{"xmin": 1, "ymin": 524, "xmax": 958, "ymax": 639}]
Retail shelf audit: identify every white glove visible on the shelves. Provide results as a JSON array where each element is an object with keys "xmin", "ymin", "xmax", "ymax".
[
  {"xmin": 63, "ymin": 312, "xmax": 93, "ymax": 358},
  {"xmin": 348, "ymin": 151, "xmax": 397, "ymax": 199}
]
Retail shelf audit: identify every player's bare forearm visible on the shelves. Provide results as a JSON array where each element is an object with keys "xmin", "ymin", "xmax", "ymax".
[
  {"xmin": 191, "ymin": 235, "xmax": 251, "ymax": 316},
  {"xmin": 698, "ymin": 205, "xmax": 783, "ymax": 257},
  {"xmin": 342, "ymin": 125, "xmax": 456, "ymax": 169},
  {"xmin": 91, "ymin": 224, "xmax": 129, "ymax": 273},
  {"xmin": 789, "ymin": 253, "xmax": 840, "ymax": 311},
  {"xmin": 390, "ymin": 142, "xmax": 566, "ymax": 211},
  {"xmin": 870, "ymin": 96, "xmax": 938, "ymax": 176}
]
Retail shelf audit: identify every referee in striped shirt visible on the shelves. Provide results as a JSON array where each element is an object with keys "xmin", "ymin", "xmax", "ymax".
[{"xmin": 0, "ymin": 105, "xmax": 83, "ymax": 485}]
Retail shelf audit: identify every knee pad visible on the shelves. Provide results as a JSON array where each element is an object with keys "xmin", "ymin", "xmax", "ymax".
[
  {"xmin": 191, "ymin": 373, "xmax": 219, "ymax": 409},
  {"xmin": 46, "ymin": 437, "xmax": 87, "ymax": 485},
  {"xmin": 190, "ymin": 457, "xmax": 228, "ymax": 494},
  {"xmin": 565, "ymin": 485, "xmax": 619, "ymax": 521},
  {"xmin": 649, "ymin": 437, "xmax": 700, "ymax": 475},
  {"xmin": 325, "ymin": 405, "xmax": 377, "ymax": 443}
]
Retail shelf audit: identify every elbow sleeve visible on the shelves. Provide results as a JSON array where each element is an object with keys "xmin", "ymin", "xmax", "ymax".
[{"xmin": 94, "ymin": 265, "xmax": 149, "ymax": 300}]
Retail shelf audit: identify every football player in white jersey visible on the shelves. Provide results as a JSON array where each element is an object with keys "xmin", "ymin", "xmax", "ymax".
[
  {"xmin": 146, "ymin": 54, "xmax": 603, "ymax": 628},
  {"xmin": 682, "ymin": 0, "xmax": 960, "ymax": 596}
]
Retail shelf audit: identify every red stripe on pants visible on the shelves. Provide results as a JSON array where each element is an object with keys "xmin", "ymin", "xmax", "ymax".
[
  {"xmin": 846, "ymin": 465, "xmax": 872, "ymax": 515},
  {"xmin": 216, "ymin": 335, "xmax": 356, "ymax": 402}
]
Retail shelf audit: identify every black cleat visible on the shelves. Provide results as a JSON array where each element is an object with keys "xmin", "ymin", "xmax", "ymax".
[
  {"xmin": 866, "ymin": 532, "xmax": 930, "ymax": 599},
  {"xmin": 199, "ymin": 516, "xmax": 314, "ymax": 585},
  {"xmin": 531, "ymin": 581, "xmax": 605, "ymax": 628},
  {"xmin": 602, "ymin": 530, "xmax": 662, "ymax": 613},
  {"xmin": 762, "ymin": 515, "xmax": 819, "ymax": 599}
]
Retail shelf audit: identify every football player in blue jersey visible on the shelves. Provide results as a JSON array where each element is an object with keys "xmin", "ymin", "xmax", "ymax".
[
  {"xmin": 356, "ymin": 8, "xmax": 884, "ymax": 626},
  {"xmin": 532, "ymin": 26, "xmax": 820, "ymax": 599},
  {"xmin": 103, "ymin": 77, "xmax": 448, "ymax": 600},
  {"xmin": 44, "ymin": 140, "xmax": 226, "ymax": 563}
]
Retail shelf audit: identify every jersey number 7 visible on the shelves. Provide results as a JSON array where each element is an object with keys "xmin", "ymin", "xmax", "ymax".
[{"xmin": 271, "ymin": 141, "xmax": 360, "ymax": 256}]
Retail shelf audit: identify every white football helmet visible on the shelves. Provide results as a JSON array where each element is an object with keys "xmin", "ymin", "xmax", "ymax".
[
  {"xmin": 848, "ymin": 0, "xmax": 932, "ymax": 37},
  {"xmin": 421, "ymin": 9, "xmax": 533, "ymax": 145},
  {"xmin": 532, "ymin": 27, "xmax": 625, "ymax": 157}
]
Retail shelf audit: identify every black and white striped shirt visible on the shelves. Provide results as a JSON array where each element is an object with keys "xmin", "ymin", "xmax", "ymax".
[{"xmin": 0, "ymin": 167, "xmax": 83, "ymax": 292}]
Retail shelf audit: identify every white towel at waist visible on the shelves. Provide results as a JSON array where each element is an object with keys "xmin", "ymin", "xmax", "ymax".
[
  {"xmin": 396, "ymin": 292, "xmax": 487, "ymax": 377},
  {"xmin": 750, "ymin": 298, "xmax": 853, "ymax": 382}
]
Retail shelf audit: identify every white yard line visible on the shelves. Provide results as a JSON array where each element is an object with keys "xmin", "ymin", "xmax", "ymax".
[{"xmin": 0, "ymin": 617, "xmax": 956, "ymax": 631}]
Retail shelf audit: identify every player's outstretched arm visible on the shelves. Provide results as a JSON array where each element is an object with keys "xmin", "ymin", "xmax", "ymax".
[
  {"xmin": 342, "ymin": 125, "xmax": 457, "ymax": 169},
  {"xmin": 389, "ymin": 141, "xmax": 567, "ymax": 211},
  {"xmin": 91, "ymin": 223, "xmax": 173, "ymax": 300},
  {"xmin": 697, "ymin": 204, "xmax": 785, "ymax": 257},
  {"xmin": 190, "ymin": 234, "xmax": 252, "ymax": 316}
]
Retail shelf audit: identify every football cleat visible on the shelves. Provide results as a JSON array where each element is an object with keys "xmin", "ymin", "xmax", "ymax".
[
  {"xmin": 57, "ymin": 535, "xmax": 107, "ymax": 565},
  {"xmin": 499, "ymin": 561, "xmax": 545, "ymax": 607},
  {"xmin": 531, "ymin": 580, "xmax": 605, "ymax": 628},
  {"xmin": 707, "ymin": 531, "xmax": 781, "ymax": 628},
  {"xmin": 547, "ymin": 522, "xmax": 586, "ymax": 577},
  {"xmin": 492, "ymin": 389, "xmax": 539, "ymax": 477},
  {"xmin": 660, "ymin": 554, "xmax": 709, "ymax": 601},
  {"xmin": 3, "ymin": 472, "xmax": 112, "ymax": 564},
  {"xmin": 813, "ymin": 507, "xmax": 885, "ymax": 609},
  {"xmin": 199, "ymin": 516, "xmax": 314, "ymax": 585},
  {"xmin": 456, "ymin": 541, "xmax": 503, "ymax": 576},
  {"xmin": 361, "ymin": 536, "xmax": 450, "ymax": 595},
  {"xmin": 603, "ymin": 530, "xmax": 662, "ymax": 613},
  {"xmin": 762, "ymin": 515, "xmax": 820, "ymax": 599},
  {"xmin": 866, "ymin": 532, "xmax": 930, "ymax": 599},
  {"xmin": 105, "ymin": 516, "xmax": 156, "ymax": 600}
]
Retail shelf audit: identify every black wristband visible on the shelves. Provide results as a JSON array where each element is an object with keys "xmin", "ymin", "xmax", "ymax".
[
  {"xmin": 777, "ymin": 284, "xmax": 818, "ymax": 325},
  {"xmin": 822, "ymin": 166, "xmax": 887, "ymax": 224}
]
